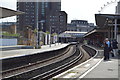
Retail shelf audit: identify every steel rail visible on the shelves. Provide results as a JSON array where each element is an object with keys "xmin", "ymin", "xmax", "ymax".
[
  {"xmin": 2, "ymin": 45, "xmax": 77, "ymax": 79},
  {"xmin": 32, "ymin": 46, "xmax": 83, "ymax": 80},
  {"xmin": 2, "ymin": 46, "xmax": 71, "ymax": 79}
]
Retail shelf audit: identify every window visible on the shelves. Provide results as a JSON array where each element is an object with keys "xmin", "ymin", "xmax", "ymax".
[
  {"xmin": 79, "ymin": 29, "xmax": 81, "ymax": 31},
  {"xmin": 45, "ymin": 2, "xmax": 48, "ymax": 7},
  {"xmin": 26, "ymin": 19, "xmax": 28, "ymax": 21}
]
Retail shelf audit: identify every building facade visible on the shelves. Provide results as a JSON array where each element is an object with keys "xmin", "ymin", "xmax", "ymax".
[
  {"xmin": 67, "ymin": 20, "xmax": 95, "ymax": 32},
  {"xmin": 46, "ymin": 11, "xmax": 67, "ymax": 34},
  {"xmin": 17, "ymin": 2, "xmax": 67, "ymax": 34}
]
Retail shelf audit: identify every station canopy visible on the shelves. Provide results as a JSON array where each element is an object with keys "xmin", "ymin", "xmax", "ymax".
[
  {"xmin": 0, "ymin": 7, "xmax": 24, "ymax": 18},
  {"xmin": 84, "ymin": 14, "xmax": 120, "ymax": 37},
  {"xmin": 83, "ymin": 28, "xmax": 107, "ymax": 37},
  {"xmin": 95, "ymin": 14, "xmax": 120, "ymax": 27},
  {"xmin": 59, "ymin": 31, "xmax": 87, "ymax": 38},
  {"xmin": 59, "ymin": 32, "xmax": 72, "ymax": 38}
]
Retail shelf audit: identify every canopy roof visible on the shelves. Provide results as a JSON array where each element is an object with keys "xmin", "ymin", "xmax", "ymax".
[
  {"xmin": 0, "ymin": 7, "xmax": 24, "ymax": 18},
  {"xmin": 59, "ymin": 33, "xmax": 72, "ymax": 38},
  {"xmin": 59, "ymin": 31, "xmax": 87, "ymax": 38},
  {"xmin": 83, "ymin": 28, "xmax": 108, "ymax": 37},
  {"xmin": 64, "ymin": 31, "xmax": 87, "ymax": 34},
  {"xmin": 95, "ymin": 14, "xmax": 120, "ymax": 27}
]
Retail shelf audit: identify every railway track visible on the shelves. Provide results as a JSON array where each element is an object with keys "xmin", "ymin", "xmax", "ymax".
[
  {"xmin": 2, "ymin": 44, "xmax": 96, "ymax": 80},
  {"xmin": 2, "ymin": 45, "xmax": 70, "ymax": 71},
  {"xmin": 2, "ymin": 44, "xmax": 83, "ymax": 80},
  {"xmin": 1, "ymin": 45, "xmax": 76, "ymax": 79},
  {"xmin": 30, "ymin": 45, "xmax": 83, "ymax": 80}
]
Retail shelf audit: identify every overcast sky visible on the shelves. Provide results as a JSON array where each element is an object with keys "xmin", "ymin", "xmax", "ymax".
[{"xmin": 0, "ymin": 0, "xmax": 119, "ymax": 24}]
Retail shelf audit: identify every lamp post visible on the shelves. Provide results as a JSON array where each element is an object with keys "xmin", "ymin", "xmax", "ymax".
[
  {"xmin": 36, "ymin": 1, "xmax": 39, "ymax": 49},
  {"xmin": 36, "ymin": 1, "xmax": 45, "ymax": 49},
  {"xmin": 39, "ymin": 20, "xmax": 45, "ymax": 48},
  {"xmin": 58, "ymin": 14, "xmax": 62, "ymax": 44}
]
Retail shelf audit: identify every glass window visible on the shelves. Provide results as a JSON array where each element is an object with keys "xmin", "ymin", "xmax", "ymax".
[{"xmin": 45, "ymin": 2, "xmax": 48, "ymax": 7}]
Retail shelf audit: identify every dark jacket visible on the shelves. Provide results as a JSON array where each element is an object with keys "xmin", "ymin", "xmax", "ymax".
[
  {"xmin": 104, "ymin": 43, "xmax": 110, "ymax": 60},
  {"xmin": 104, "ymin": 45, "xmax": 110, "ymax": 54},
  {"xmin": 112, "ymin": 40, "xmax": 118, "ymax": 49}
]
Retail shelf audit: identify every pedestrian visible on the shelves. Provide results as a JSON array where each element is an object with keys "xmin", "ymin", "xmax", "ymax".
[
  {"xmin": 112, "ymin": 39, "xmax": 118, "ymax": 56},
  {"xmin": 104, "ymin": 42, "xmax": 110, "ymax": 60},
  {"xmin": 103, "ymin": 38, "xmax": 112, "ymax": 60}
]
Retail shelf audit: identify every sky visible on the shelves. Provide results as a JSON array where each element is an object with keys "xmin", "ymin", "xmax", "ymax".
[{"xmin": 0, "ymin": 0, "xmax": 119, "ymax": 24}]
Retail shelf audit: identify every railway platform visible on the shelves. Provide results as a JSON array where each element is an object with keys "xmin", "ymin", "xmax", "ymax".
[
  {"xmin": 82, "ymin": 56, "xmax": 119, "ymax": 80},
  {"xmin": 1, "ymin": 43, "xmax": 70, "ymax": 59},
  {"xmin": 53, "ymin": 45, "xmax": 119, "ymax": 80}
]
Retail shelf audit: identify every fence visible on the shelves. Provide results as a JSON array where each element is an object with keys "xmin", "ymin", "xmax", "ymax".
[{"xmin": 0, "ymin": 38, "xmax": 17, "ymax": 46}]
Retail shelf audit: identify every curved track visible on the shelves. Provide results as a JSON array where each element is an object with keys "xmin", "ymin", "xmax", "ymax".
[
  {"xmin": 30, "ymin": 45, "xmax": 82, "ymax": 80},
  {"xmin": 2, "ymin": 45, "xmax": 77, "ymax": 79},
  {"xmin": 2, "ymin": 44, "xmax": 96, "ymax": 80},
  {"xmin": 2, "ymin": 45, "xmax": 70, "ymax": 71}
]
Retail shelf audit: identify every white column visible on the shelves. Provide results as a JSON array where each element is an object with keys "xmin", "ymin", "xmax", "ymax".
[
  {"xmin": 55, "ymin": 35, "xmax": 57, "ymax": 43},
  {"xmin": 45, "ymin": 34, "xmax": 47, "ymax": 45},
  {"xmin": 49, "ymin": 34, "xmax": 51, "ymax": 46},
  {"xmin": 53, "ymin": 35, "xmax": 56, "ymax": 45},
  {"xmin": 114, "ymin": 19, "xmax": 117, "ymax": 39}
]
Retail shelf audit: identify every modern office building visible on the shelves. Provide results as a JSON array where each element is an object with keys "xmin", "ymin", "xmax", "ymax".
[
  {"xmin": 59, "ymin": 11, "xmax": 67, "ymax": 34},
  {"xmin": 67, "ymin": 20, "xmax": 95, "ymax": 32},
  {"xmin": 58, "ymin": 20, "xmax": 95, "ymax": 43},
  {"xmin": 17, "ymin": 2, "xmax": 36, "ymax": 31},
  {"xmin": 71, "ymin": 20, "xmax": 88, "ymax": 26},
  {"xmin": 17, "ymin": 2, "xmax": 65, "ymax": 34},
  {"xmin": 46, "ymin": 11, "xmax": 67, "ymax": 34}
]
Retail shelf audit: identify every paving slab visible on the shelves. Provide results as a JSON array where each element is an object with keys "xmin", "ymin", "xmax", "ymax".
[{"xmin": 83, "ymin": 56, "xmax": 119, "ymax": 78}]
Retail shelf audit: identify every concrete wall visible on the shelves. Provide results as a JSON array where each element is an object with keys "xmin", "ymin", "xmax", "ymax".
[{"xmin": 0, "ymin": 39, "xmax": 17, "ymax": 46}]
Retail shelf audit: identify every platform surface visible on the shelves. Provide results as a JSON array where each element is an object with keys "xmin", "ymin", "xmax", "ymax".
[
  {"xmin": 52, "ymin": 45, "xmax": 119, "ymax": 80},
  {"xmin": 82, "ymin": 56, "xmax": 119, "ymax": 79},
  {"xmin": 1, "ymin": 43, "xmax": 69, "ymax": 59}
]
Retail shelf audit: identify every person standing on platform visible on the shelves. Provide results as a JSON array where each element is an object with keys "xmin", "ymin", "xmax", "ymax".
[
  {"xmin": 104, "ymin": 42, "xmax": 110, "ymax": 60},
  {"xmin": 112, "ymin": 39, "xmax": 118, "ymax": 56},
  {"xmin": 104, "ymin": 38, "xmax": 111, "ymax": 60}
]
